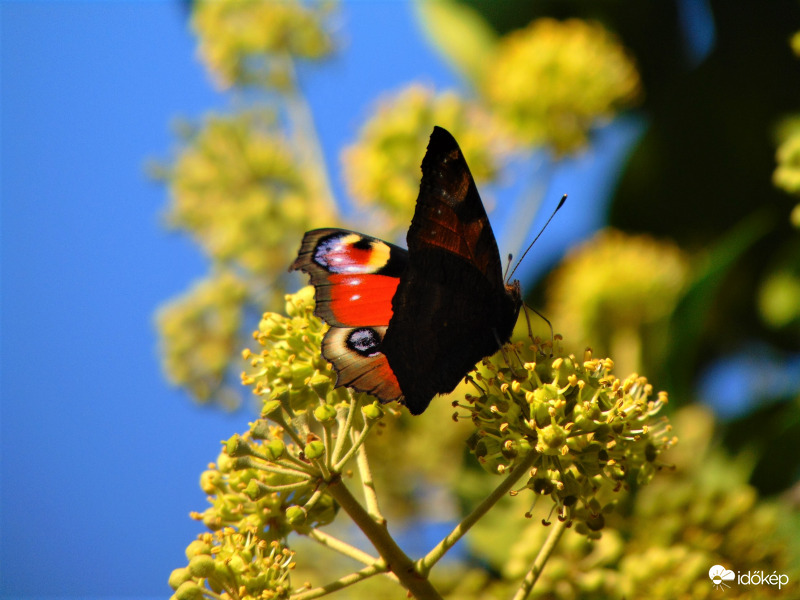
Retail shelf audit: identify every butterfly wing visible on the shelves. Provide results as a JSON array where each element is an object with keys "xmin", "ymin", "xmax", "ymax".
[
  {"xmin": 382, "ymin": 127, "xmax": 522, "ymax": 415},
  {"xmin": 292, "ymin": 228, "xmax": 408, "ymax": 327},
  {"xmin": 291, "ymin": 229, "xmax": 408, "ymax": 402}
]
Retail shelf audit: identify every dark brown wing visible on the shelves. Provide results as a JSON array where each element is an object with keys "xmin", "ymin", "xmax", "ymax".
[{"xmin": 382, "ymin": 127, "xmax": 521, "ymax": 415}]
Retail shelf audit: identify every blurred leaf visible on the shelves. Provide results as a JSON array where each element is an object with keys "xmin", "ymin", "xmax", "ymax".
[
  {"xmin": 412, "ymin": 0, "xmax": 498, "ymax": 87},
  {"xmin": 724, "ymin": 395, "xmax": 800, "ymax": 495},
  {"xmin": 664, "ymin": 210, "xmax": 775, "ymax": 400}
]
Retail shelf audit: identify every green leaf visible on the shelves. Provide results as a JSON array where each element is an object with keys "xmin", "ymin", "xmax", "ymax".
[{"xmin": 664, "ymin": 209, "xmax": 775, "ymax": 400}]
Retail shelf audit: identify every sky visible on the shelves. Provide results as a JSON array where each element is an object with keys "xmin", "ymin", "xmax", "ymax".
[{"xmin": 0, "ymin": 3, "xmax": 637, "ymax": 598}]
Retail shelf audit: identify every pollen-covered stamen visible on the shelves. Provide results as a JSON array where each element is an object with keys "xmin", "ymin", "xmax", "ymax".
[{"xmin": 463, "ymin": 338, "xmax": 676, "ymax": 536}]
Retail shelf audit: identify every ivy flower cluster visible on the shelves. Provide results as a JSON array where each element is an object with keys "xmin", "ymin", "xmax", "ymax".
[
  {"xmin": 484, "ymin": 18, "xmax": 642, "ymax": 154},
  {"xmin": 157, "ymin": 270, "xmax": 247, "ymax": 408},
  {"xmin": 169, "ymin": 530, "xmax": 296, "ymax": 600},
  {"xmin": 166, "ymin": 112, "xmax": 332, "ymax": 277},
  {"xmin": 169, "ymin": 288, "xmax": 387, "ymax": 598},
  {"xmin": 461, "ymin": 343, "xmax": 676, "ymax": 536},
  {"xmin": 192, "ymin": 0, "xmax": 335, "ymax": 89},
  {"xmin": 342, "ymin": 85, "xmax": 503, "ymax": 233},
  {"xmin": 545, "ymin": 229, "xmax": 688, "ymax": 367}
]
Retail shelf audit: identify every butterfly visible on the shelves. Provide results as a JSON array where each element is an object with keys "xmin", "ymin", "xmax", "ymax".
[{"xmin": 291, "ymin": 126, "xmax": 522, "ymax": 415}]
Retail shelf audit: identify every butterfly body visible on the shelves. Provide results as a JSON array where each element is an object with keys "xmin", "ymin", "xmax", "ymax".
[{"xmin": 292, "ymin": 127, "xmax": 521, "ymax": 415}]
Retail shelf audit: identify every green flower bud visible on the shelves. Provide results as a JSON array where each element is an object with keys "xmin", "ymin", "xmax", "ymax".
[
  {"xmin": 314, "ymin": 403, "xmax": 337, "ymax": 423},
  {"xmin": 250, "ymin": 419, "xmax": 271, "ymax": 439},
  {"xmin": 174, "ymin": 581, "xmax": 203, "ymax": 600},
  {"xmin": 244, "ymin": 479, "xmax": 266, "ymax": 500},
  {"xmin": 285, "ymin": 505, "xmax": 307, "ymax": 525},
  {"xmin": 226, "ymin": 554, "xmax": 246, "ymax": 574},
  {"xmin": 199, "ymin": 470, "xmax": 221, "ymax": 494},
  {"xmin": 361, "ymin": 401, "xmax": 384, "ymax": 421},
  {"xmin": 225, "ymin": 434, "xmax": 252, "ymax": 457},
  {"xmin": 307, "ymin": 371, "xmax": 332, "ymax": 397},
  {"xmin": 304, "ymin": 440, "xmax": 325, "ymax": 460},
  {"xmin": 261, "ymin": 399, "xmax": 282, "ymax": 418},
  {"xmin": 265, "ymin": 439, "xmax": 285, "ymax": 460},
  {"xmin": 188, "ymin": 555, "xmax": 216, "ymax": 578},
  {"xmin": 168, "ymin": 567, "xmax": 192, "ymax": 590},
  {"xmin": 538, "ymin": 423, "xmax": 567, "ymax": 453},
  {"xmin": 185, "ymin": 539, "xmax": 211, "ymax": 560}
]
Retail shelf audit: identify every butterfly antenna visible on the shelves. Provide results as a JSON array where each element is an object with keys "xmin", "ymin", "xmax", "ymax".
[
  {"xmin": 507, "ymin": 194, "xmax": 567, "ymax": 283},
  {"xmin": 502, "ymin": 253, "xmax": 513, "ymax": 282}
]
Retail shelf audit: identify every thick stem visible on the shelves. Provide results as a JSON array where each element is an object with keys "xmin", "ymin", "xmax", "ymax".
[
  {"xmin": 326, "ymin": 476, "xmax": 443, "ymax": 600},
  {"xmin": 511, "ymin": 518, "xmax": 568, "ymax": 600},
  {"xmin": 416, "ymin": 450, "xmax": 538, "ymax": 576}
]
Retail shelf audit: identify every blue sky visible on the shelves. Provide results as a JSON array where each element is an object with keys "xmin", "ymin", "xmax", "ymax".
[{"xmin": 1, "ymin": 3, "xmax": 634, "ymax": 597}]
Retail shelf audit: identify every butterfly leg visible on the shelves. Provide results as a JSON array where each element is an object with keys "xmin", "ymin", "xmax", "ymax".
[{"xmin": 522, "ymin": 302, "xmax": 555, "ymax": 357}]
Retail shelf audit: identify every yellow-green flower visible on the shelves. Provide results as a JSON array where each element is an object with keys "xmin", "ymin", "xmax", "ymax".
[
  {"xmin": 243, "ymin": 286, "xmax": 345, "ymax": 414},
  {"xmin": 165, "ymin": 112, "xmax": 334, "ymax": 278},
  {"xmin": 462, "ymin": 342, "xmax": 675, "ymax": 535},
  {"xmin": 545, "ymin": 229, "xmax": 688, "ymax": 374},
  {"xmin": 192, "ymin": 0, "xmax": 334, "ymax": 89},
  {"xmin": 484, "ymin": 18, "xmax": 642, "ymax": 154},
  {"xmin": 157, "ymin": 271, "xmax": 247, "ymax": 407},
  {"xmin": 169, "ymin": 531, "xmax": 296, "ymax": 599},
  {"xmin": 791, "ymin": 31, "xmax": 800, "ymax": 57},
  {"xmin": 342, "ymin": 85, "xmax": 504, "ymax": 234},
  {"xmin": 759, "ymin": 269, "xmax": 800, "ymax": 328},
  {"xmin": 774, "ymin": 130, "xmax": 800, "ymax": 195}
]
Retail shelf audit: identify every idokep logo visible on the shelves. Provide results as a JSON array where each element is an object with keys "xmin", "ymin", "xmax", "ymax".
[
  {"xmin": 709, "ymin": 564, "xmax": 790, "ymax": 591},
  {"xmin": 709, "ymin": 565, "xmax": 735, "ymax": 590}
]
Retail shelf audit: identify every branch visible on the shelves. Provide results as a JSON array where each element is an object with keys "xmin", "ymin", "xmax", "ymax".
[
  {"xmin": 333, "ymin": 421, "xmax": 374, "ymax": 471},
  {"xmin": 511, "ymin": 518, "xmax": 568, "ymax": 600},
  {"xmin": 289, "ymin": 561, "xmax": 389, "ymax": 600},
  {"xmin": 326, "ymin": 476, "xmax": 443, "ymax": 600},
  {"xmin": 306, "ymin": 528, "xmax": 396, "ymax": 579},
  {"xmin": 355, "ymin": 440, "xmax": 383, "ymax": 522},
  {"xmin": 416, "ymin": 450, "xmax": 538, "ymax": 576}
]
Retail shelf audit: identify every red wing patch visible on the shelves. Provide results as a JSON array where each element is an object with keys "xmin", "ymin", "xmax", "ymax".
[
  {"xmin": 322, "ymin": 326, "xmax": 403, "ymax": 403},
  {"xmin": 326, "ymin": 273, "xmax": 398, "ymax": 326},
  {"xmin": 291, "ymin": 229, "xmax": 409, "ymax": 328}
]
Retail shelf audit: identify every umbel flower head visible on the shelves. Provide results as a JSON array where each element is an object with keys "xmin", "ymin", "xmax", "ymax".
[
  {"xmin": 157, "ymin": 270, "xmax": 247, "ymax": 408},
  {"xmin": 461, "ymin": 341, "xmax": 675, "ymax": 536},
  {"xmin": 484, "ymin": 18, "xmax": 642, "ymax": 154},
  {"xmin": 192, "ymin": 0, "xmax": 334, "ymax": 89},
  {"xmin": 168, "ymin": 531, "xmax": 295, "ymax": 600},
  {"xmin": 545, "ymin": 228, "xmax": 688, "ymax": 373},
  {"xmin": 175, "ymin": 288, "xmax": 678, "ymax": 597},
  {"xmin": 342, "ymin": 84, "xmax": 503, "ymax": 234},
  {"xmin": 165, "ymin": 111, "xmax": 333, "ymax": 278},
  {"xmin": 774, "ymin": 128, "xmax": 800, "ymax": 195}
]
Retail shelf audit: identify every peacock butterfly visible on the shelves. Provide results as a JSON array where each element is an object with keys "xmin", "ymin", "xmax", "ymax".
[{"xmin": 291, "ymin": 126, "xmax": 522, "ymax": 415}]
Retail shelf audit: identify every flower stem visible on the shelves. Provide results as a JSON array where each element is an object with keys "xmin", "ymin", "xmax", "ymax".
[
  {"xmin": 333, "ymin": 422, "xmax": 374, "ymax": 471},
  {"xmin": 331, "ymin": 395, "xmax": 358, "ymax": 465},
  {"xmin": 326, "ymin": 475, "xmax": 443, "ymax": 600},
  {"xmin": 306, "ymin": 528, "xmax": 394, "ymax": 575},
  {"xmin": 416, "ymin": 450, "xmax": 538, "ymax": 576},
  {"xmin": 289, "ymin": 561, "xmax": 389, "ymax": 600},
  {"xmin": 511, "ymin": 518, "xmax": 568, "ymax": 600},
  {"xmin": 355, "ymin": 440, "xmax": 383, "ymax": 522}
]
